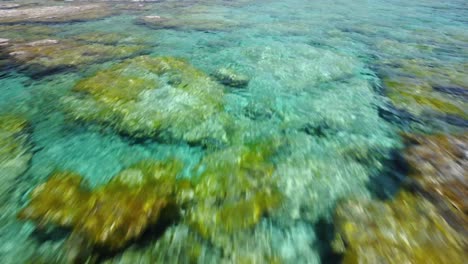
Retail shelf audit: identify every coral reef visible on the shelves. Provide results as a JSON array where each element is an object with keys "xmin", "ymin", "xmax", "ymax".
[
  {"xmin": 18, "ymin": 160, "xmax": 184, "ymax": 260},
  {"xmin": 62, "ymin": 56, "xmax": 226, "ymax": 143},
  {"xmin": 333, "ymin": 192, "xmax": 467, "ymax": 264}
]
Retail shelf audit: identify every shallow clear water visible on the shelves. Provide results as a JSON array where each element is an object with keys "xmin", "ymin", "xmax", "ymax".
[{"xmin": 0, "ymin": 0, "xmax": 466, "ymax": 263}]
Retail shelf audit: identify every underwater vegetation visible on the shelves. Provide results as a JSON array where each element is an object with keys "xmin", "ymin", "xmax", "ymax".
[
  {"xmin": 17, "ymin": 143, "xmax": 284, "ymax": 263},
  {"xmin": 0, "ymin": 114, "xmax": 31, "ymax": 205},
  {"xmin": 19, "ymin": 160, "xmax": 183, "ymax": 262}
]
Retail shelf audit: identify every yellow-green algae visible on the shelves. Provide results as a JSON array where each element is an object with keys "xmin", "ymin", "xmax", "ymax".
[
  {"xmin": 189, "ymin": 142, "xmax": 282, "ymax": 241},
  {"xmin": 0, "ymin": 25, "xmax": 60, "ymax": 42},
  {"xmin": 100, "ymin": 141, "xmax": 285, "ymax": 263},
  {"xmin": 18, "ymin": 159, "xmax": 185, "ymax": 260},
  {"xmin": 0, "ymin": 114, "xmax": 31, "ymax": 204},
  {"xmin": 333, "ymin": 192, "xmax": 467, "ymax": 264},
  {"xmin": 62, "ymin": 56, "xmax": 225, "ymax": 142},
  {"xmin": 383, "ymin": 78, "xmax": 467, "ymax": 118}
]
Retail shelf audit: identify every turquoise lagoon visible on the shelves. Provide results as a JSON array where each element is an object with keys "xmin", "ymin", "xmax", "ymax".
[{"xmin": 0, "ymin": 0, "xmax": 466, "ymax": 263}]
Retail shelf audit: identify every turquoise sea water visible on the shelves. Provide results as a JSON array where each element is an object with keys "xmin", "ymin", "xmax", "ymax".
[{"xmin": 0, "ymin": 0, "xmax": 466, "ymax": 263}]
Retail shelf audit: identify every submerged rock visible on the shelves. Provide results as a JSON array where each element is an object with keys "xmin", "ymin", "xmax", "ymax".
[
  {"xmin": 6, "ymin": 39, "xmax": 148, "ymax": 76},
  {"xmin": 377, "ymin": 57, "xmax": 468, "ymax": 127},
  {"xmin": 403, "ymin": 133, "xmax": 467, "ymax": 231},
  {"xmin": 136, "ymin": 14, "xmax": 240, "ymax": 32},
  {"xmin": 188, "ymin": 143, "xmax": 282, "ymax": 247},
  {"xmin": 0, "ymin": 24, "xmax": 60, "ymax": 42},
  {"xmin": 62, "ymin": 56, "xmax": 226, "ymax": 143},
  {"xmin": 0, "ymin": 3, "xmax": 22, "ymax": 10},
  {"xmin": 70, "ymin": 32, "xmax": 147, "ymax": 46},
  {"xmin": 383, "ymin": 77, "xmax": 467, "ymax": 119},
  {"xmin": 102, "ymin": 224, "xmax": 221, "ymax": 264},
  {"xmin": 18, "ymin": 160, "xmax": 184, "ymax": 260},
  {"xmin": 333, "ymin": 192, "xmax": 467, "ymax": 264},
  {"xmin": 0, "ymin": 114, "xmax": 32, "ymax": 204},
  {"xmin": 0, "ymin": 4, "xmax": 114, "ymax": 24},
  {"xmin": 212, "ymin": 67, "xmax": 250, "ymax": 88}
]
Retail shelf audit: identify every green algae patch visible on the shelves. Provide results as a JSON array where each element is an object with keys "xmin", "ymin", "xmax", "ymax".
[
  {"xmin": 0, "ymin": 114, "xmax": 28, "ymax": 134},
  {"xmin": 0, "ymin": 25, "xmax": 60, "ymax": 42},
  {"xmin": 383, "ymin": 78, "xmax": 467, "ymax": 118},
  {"xmin": 18, "ymin": 159, "xmax": 185, "ymax": 261},
  {"xmin": 63, "ymin": 56, "xmax": 226, "ymax": 143},
  {"xmin": 0, "ymin": 114, "xmax": 32, "ymax": 204},
  {"xmin": 333, "ymin": 192, "xmax": 467, "ymax": 264},
  {"xmin": 188, "ymin": 144, "xmax": 282, "ymax": 240}
]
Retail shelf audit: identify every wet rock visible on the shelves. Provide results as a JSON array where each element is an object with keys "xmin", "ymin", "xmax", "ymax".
[
  {"xmin": 333, "ymin": 192, "xmax": 467, "ymax": 264},
  {"xmin": 403, "ymin": 133, "xmax": 468, "ymax": 231},
  {"xmin": 0, "ymin": 4, "xmax": 114, "ymax": 24},
  {"xmin": 62, "ymin": 56, "xmax": 226, "ymax": 143},
  {"xmin": 0, "ymin": 115, "xmax": 32, "ymax": 204},
  {"xmin": 6, "ymin": 39, "xmax": 148, "ymax": 76},
  {"xmin": 18, "ymin": 160, "xmax": 184, "ymax": 259},
  {"xmin": 212, "ymin": 67, "xmax": 250, "ymax": 88}
]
